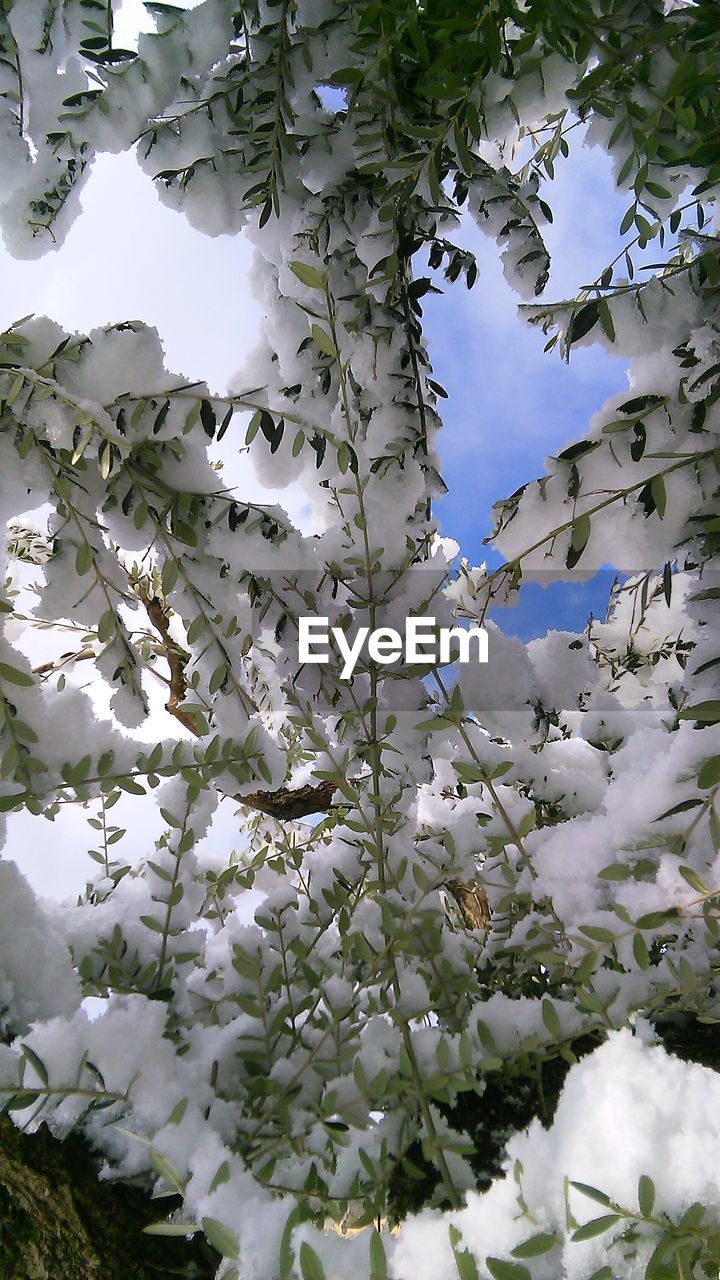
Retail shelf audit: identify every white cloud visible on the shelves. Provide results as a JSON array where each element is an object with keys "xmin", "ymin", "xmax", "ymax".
[
  {"xmin": 1, "ymin": 149, "xmax": 261, "ymax": 395},
  {"xmin": 0, "ymin": 113, "xmax": 633, "ymax": 901},
  {"xmin": 0, "ymin": 141, "xmax": 313, "ymax": 898}
]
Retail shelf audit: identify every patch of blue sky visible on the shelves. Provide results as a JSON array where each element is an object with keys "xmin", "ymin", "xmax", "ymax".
[
  {"xmin": 425, "ymin": 134, "xmax": 633, "ymax": 640},
  {"xmin": 0, "ymin": 111, "xmax": 653, "ymax": 644}
]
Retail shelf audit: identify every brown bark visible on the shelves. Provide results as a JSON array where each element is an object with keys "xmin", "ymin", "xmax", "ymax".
[
  {"xmin": 141, "ymin": 592, "xmax": 490, "ymax": 921},
  {"xmin": 0, "ymin": 1117, "xmax": 217, "ymax": 1279},
  {"xmin": 139, "ymin": 589, "xmax": 200, "ymax": 737},
  {"xmin": 140, "ymin": 592, "xmax": 341, "ymax": 821},
  {"xmin": 446, "ymin": 879, "xmax": 491, "ymax": 930},
  {"xmin": 239, "ymin": 779, "xmax": 339, "ymax": 820}
]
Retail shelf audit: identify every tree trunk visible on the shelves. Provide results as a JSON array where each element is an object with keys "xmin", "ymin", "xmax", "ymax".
[{"xmin": 0, "ymin": 1117, "xmax": 218, "ymax": 1279}]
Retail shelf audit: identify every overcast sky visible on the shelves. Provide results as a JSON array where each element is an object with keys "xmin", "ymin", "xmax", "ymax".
[{"xmin": 1, "ymin": 27, "xmax": 632, "ymax": 901}]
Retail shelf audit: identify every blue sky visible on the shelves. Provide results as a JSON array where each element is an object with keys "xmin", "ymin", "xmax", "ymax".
[
  {"xmin": 426, "ymin": 140, "xmax": 629, "ymax": 640},
  {"xmin": 0, "ymin": 119, "xmax": 633, "ymax": 651},
  {"xmin": 0, "ymin": 70, "xmax": 639, "ymax": 898},
  {"xmin": 0, "ymin": 133, "xmax": 631, "ymax": 646}
]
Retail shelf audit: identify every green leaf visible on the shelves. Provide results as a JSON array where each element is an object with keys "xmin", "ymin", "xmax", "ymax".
[
  {"xmin": 571, "ymin": 1215, "xmax": 621, "ymax": 1242},
  {"xmin": 638, "ymin": 1174, "xmax": 655, "ymax": 1218},
  {"xmin": 0, "ymin": 791, "xmax": 29, "ymax": 813},
  {"xmin": 679, "ymin": 865, "xmax": 707, "ymax": 893},
  {"xmin": 201, "ymin": 1216, "xmax": 239, "ymax": 1259},
  {"xmin": 299, "ymin": 1241, "xmax": 325, "ymax": 1280},
  {"xmin": 133, "ymin": 500, "xmax": 148, "ymax": 529},
  {"xmin": 161, "ymin": 559, "xmax": 179, "ymax": 594},
  {"xmin": 6, "ymin": 373, "xmax": 25, "ymax": 405},
  {"xmin": 327, "ymin": 67, "xmax": 362, "ymax": 86},
  {"xmin": 617, "ymin": 395, "xmax": 665, "ymax": 414},
  {"xmin": 452, "ymin": 1251, "xmax": 479, "ymax": 1280},
  {"xmin": 567, "ymin": 513, "xmax": 590, "ymax": 568},
  {"xmin": 486, "ymin": 1258, "xmax": 532, "ymax": 1280},
  {"xmin": 166, "ymin": 1097, "xmax": 188, "ymax": 1125},
  {"xmin": 541, "ymin": 999, "xmax": 562, "ymax": 1037},
  {"xmin": 679, "ymin": 1201, "xmax": 706, "ymax": 1229},
  {"xmin": 369, "ymin": 1230, "xmax": 388, "ymax": 1279},
  {"xmin": 699, "ymin": 756, "xmax": 720, "ymax": 789},
  {"xmin": 5, "ymin": 1092, "xmax": 42, "ymax": 1110},
  {"xmin": 209, "ymin": 1160, "xmax": 230, "ymax": 1193},
  {"xmin": 99, "ymin": 440, "xmax": 113, "ymax": 479},
  {"xmin": 571, "ymin": 513, "xmax": 591, "ymax": 551},
  {"xmin": 636, "ymin": 909, "xmax": 678, "ymax": 929},
  {"xmin": 172, "ymin": 518, "xmax": 197, "ymax": 547},
  {"xmin": 0, "ymin": 663, "xmax": 34, "ymax": 687},
  {"xmin": 449, "ymin": 1228, "xmax": 479, "ymax": 1280},
  {"xmin": 598, "ymin": 863, "xmax": 632, "ymax": 881},
  {"xmin": 556, "ymin": 440, "xmax": 600, "ymax": 463},
  {"xmin": 645, "ymin": 181, "xmax": 671, "ymax": 200},
  {"xmin": 143, "ymin": 1221, "xmax": 198, "ymax": 1236},
  {"xmin": 116, "ymin": 776, "xmax": 146, "ymax": 796},
  {"xmin": 650, "ymin": 474, "xmax": 666, "ymax": 519},
  {"xmin": 130, "ymin": 398, "xmax": 146, "ymax": 428},
  {"xmin": 570, "ymin": 1182, "xmax": 613, "ymax": 1207},
  {"xmin": 20, "ymin": 1043, "xmax": 48, "ymax": 1086},
  {"xmin": 678, "ymin": 701, "xmax": 720, "ymax": 724},
  {"xmin": 579, "ymin": 925, "xmax": 616, "ymax": 942},
  {"xmin": 199, "ymin": 399, "xmax": 215, "ymax": 438},
  {"xmin": 511, "ymin": 1232, "xmax": 559, "ymax": 1258},
  {"xmin": 148, "ymin": 1149, "xmax": 183, "ymax": 1190},
  {"xmin": 289, "ymin": 261, "xmax": 327, "ymax": 290},
  {"xmin": 71, "ymin": 424, "xmax": 95, "ymax": 464},
  {"xmin": 311, "ymin": 324, "xmax": 337, "ymax": 359},
  {"xmin": 184, "ymin": 400, "xmax": 202, "ymax": 432},
  {"xmin": 209, "ymin": 663, "xmax": 227, "ymax": 694},
  {"xmin": 567, "ymin": 301, "xmax": 600, "ymax": 347},
  {"xmin": 654, "ymin": 798, "xmax": 701, "ymax": 820},
  {"xmin": 279, "ymin": 1205, "xmax": 305, "ymax": 1280},
  {"xmin": 75, "ymin": 542, "xmax": 93, "ymax": 576},
  {"xmin": 140, "ymin": 915, "xmax": 164, "ymax": 933},
  {"xmin": 633, "ymin": 932, "xmax": 650, "ymax": 969},
  {"xmin": 246, "ymin": 410, "xmax": 261, "ymax": 444},
  {"xmin": 598, "ymin": 299, "xmax": 615, "ymax": 343},
  {"xmin": 619, "ymin": 203, "xmax": 636, "ymax": 235}
]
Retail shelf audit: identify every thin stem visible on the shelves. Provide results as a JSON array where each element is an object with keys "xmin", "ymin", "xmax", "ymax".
[
  {"xmin": 154, "ymin": 792, "xmax": 192, "ymax": 992},
  {"xmin": 433, "ymin": 669, "xmax": 570, "ymax": 951},
  {"xmin": 482, "ymin": 446, "xmax": 718, "ymax": 622},
  {"xmin": 0, "ymin": 1085, "xmax": 126, "ymax": 1103},
  {"xmin": 324, "ymin": 280, "xmax": 461, "ymax": 1208}
]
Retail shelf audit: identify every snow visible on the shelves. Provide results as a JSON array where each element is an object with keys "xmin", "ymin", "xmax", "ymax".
[
  {"xmin": 0, "ymin": 861, "xmax": 81, "ymax": 1034},
  {"xmin": 392, "ymin": 1031, "xmax": 720, "ymax": 1280},
  {"xmin": 0, "ymin": 4, "xmax": 718, "ymax": 1278}
]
